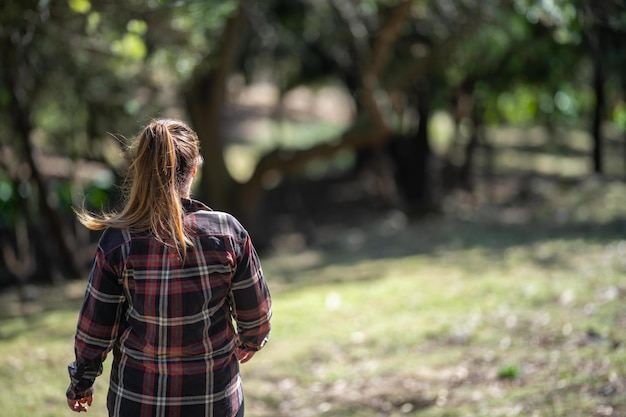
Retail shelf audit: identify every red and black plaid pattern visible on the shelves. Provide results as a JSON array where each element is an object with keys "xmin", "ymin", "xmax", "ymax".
[{"xmin": 68, "ymin": 199, "xmax": 272, "ymax": 417}]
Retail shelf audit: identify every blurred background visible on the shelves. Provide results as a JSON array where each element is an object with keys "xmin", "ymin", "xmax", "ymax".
[
  {"xmin": 1, "ymin": 0, "xmax": 626, "ymax": 285},
  {"xmin": 2, "ymin": 1, "xmax": 626, "ymax": 416}
]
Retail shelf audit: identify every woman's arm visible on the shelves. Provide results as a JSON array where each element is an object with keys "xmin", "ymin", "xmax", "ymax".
[
  {"xmin": 67, "ymin": 239, "xmax": 126, "ymax": 404},
  {"xmin": 230, "ymin": 234, "xmax": 272, "ymax": 355}
]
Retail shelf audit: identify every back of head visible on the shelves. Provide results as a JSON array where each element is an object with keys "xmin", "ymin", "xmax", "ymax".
[
  {"xmin": 130, "ymin": 119, "xmax": 200, "ymax": 209},
  {"xmin": 78, "ymin": 118, "xmax": 201, "ymax": 256}
]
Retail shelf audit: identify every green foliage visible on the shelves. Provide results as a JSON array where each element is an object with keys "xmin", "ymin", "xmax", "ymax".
[
  {"xmin": 68, "ymin": 0, "xmax": 91, "ymax": 14},
  {"xmin": 111, "ymin": 31, "xmax": 147, "ymax": 61},
  {"xmin": 1, "ymin": 0, "xmax": 239, "ymax": 167},
  {"xmin": 497, "ymin": 87, "xmax": 540, "ymax": 125},
  {"xmin": 0, "ymin": 179, "xmax": 17, "ymax": 226},
  {"xmin": 3, "ymin": 0, "xmax": 624, "ymax": 171},
  {"xmin": 48, "ymin": 181, "xmax": 75, "ymax": 213},
  {"xmin": 84, "ymin": 183, "xmax": 113, "ymax": 210},
  {"xmin": 612, "ymin": 100, "xmax": 626, "ymax": 130}
]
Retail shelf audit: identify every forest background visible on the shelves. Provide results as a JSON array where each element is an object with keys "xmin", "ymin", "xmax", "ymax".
[{"xmin": 1, "ymin": 1, "xmax": 626, "ymax": 416}]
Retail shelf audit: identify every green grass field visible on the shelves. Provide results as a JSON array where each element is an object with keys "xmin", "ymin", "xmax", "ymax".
[{"xmin": 1, "ymin": 182, "xmax": 626, "ymax": 417}]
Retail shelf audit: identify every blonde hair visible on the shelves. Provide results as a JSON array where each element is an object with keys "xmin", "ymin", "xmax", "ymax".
[{"xmin": 77, "ymin": 119, "xmax": 201, "ymax": 257}]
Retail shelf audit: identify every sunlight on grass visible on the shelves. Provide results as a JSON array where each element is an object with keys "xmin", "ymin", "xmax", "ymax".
[{"xmin": 0, "ymin": 298, "xmax": 110, "ymax": 417}]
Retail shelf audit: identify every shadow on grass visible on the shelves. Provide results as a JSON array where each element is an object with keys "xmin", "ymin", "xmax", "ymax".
[
  {"xmin": 260, "ymin": 214, "xmax": 626, "ymax": 295},
  {"xmin": 258, "ymin": 174, "xmax": 626, "ymax": 291},
  {"xmin": 0, "ymin": 283, "xmax": 84, "ymax": 340}
]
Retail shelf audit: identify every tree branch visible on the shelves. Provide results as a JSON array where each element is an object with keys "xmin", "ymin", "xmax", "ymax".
[
  {"xmin": 360, "ymin": 0, "xmax": 415, "ymax": 132},
  {"xmin": 239, "ymin": 1, "xmax": 416, "ymax": 211}
]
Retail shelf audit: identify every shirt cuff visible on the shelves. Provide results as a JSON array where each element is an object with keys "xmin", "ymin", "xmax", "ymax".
[{"xmin": 66, "ymin": 361, "xmax": 102, "ymax": 399}]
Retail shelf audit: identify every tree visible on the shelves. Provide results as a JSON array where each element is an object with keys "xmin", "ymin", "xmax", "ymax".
[
  {"xmin": 1, "ymin": 0, "xmax": 83, "ymax": 283},
  {"xmin": 218, "ymin": 0, "xmax": 498, "ymax": 216},
  {"xmin": 185, "ymin": 1, "xmax": 243, "ymax": 210},
  {"xmin": 0, "ymin": 0, "xmax": 200, "ymax": 283},
  {"xmin": 576, "ymin": 0, "xmax": 626, "ymax": 174}
]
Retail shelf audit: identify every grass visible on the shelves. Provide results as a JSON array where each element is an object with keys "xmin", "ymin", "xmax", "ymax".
[
  {"xmin": 253, "ymin": 231, "xmax": 626, "ymax": 417},
  {"xmin": 3, "ymin": 201, "xmax": 624, "ymax": 417}
]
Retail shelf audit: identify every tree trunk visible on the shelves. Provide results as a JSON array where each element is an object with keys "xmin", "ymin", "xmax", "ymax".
[
  {"xmin": 10, "ymin": 102, "xmax": 82, "ymax": 281},
  {"xmin": 591, "ymin": 57, "xmax": 605, "ymax": 174},
  {"xmin": 185, "ymin": 1, "xmax": 245, "ymax": 211},
  {"xmin": 460, "ymin": 92, "xmax": 481, "ymax": 190},
  {"xmin": 622, "ymin": 76, "xmax": 626, "ymax": 180},
  {"xmin": 586, "ymin": 16, "xmax": 606, "ymax": 176},
  {"xmin": 385, "ymin": 85, "xmax": 435, "ymax": 215},
  {"xmin": 410, "ymin": 86, "xmax": 434, "ymax": 212}
]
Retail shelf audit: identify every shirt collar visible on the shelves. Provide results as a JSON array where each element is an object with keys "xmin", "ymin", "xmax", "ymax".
[{"xmin": 181, "ymin": 198, "xmax": 212, "ymax": 213}]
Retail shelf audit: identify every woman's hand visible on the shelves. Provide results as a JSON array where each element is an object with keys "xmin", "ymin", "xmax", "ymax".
[
  {"xmin": 67, "ymin": 396, "xmax": 93, "ymax": 412},
  {"xmin": 236, "ymin": 346, "xmax": 256, "ymax": 363}
]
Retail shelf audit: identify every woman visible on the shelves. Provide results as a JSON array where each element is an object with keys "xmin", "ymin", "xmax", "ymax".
[{"xmin": 66, "ymin": 119, "xmax": 272, "ymax": 417}]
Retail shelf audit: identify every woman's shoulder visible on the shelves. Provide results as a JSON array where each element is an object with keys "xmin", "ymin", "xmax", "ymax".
[
  {"xmin": 197, "ymin": 210, "xmax": 245, "ymax": 231},
  {"xmin": 185, "ymin": 200, "xmax": 247, "ymax": 239},
  {"xmin": 98, "ymin": 227, "xmax": 132, "ymax": 254}
]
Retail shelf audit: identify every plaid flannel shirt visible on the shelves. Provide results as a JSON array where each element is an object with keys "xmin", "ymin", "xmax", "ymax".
[{"xmin": 67, "ymin": 199, "xmax": 271, "ymax": 417}]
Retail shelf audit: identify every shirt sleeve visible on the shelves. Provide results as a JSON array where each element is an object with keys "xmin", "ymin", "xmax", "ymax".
[
  {"xmin": 230, "ymin": 234, "xmax": 272, "ymax": 351},
  {"xmin": 68, "ymin": 239, "xmax": 126, "ymax": 398}
]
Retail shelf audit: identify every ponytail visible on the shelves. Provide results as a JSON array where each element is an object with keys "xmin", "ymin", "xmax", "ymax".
[{"xmin": 76, "ymin": 119, "xmax": 201, "ymax": 258}]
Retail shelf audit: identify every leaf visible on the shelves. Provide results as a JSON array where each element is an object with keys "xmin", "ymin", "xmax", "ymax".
[
  {"xmin": 111, "ymin": 33, "xmax": 147, "ymax": 60},
  {"xmin": 67, "ymin": 0, "xmax": 91, "ymax": 14}
]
